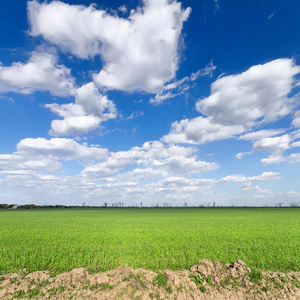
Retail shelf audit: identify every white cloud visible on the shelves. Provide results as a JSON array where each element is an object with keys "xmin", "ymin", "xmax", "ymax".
[
  {"xmin": 196, "ymin": 59, "xmax": 300, "ymax": 125},
  {"xmin": 235, "ymin": 151, "xmax": 253, "ymax": 160},
  {"xmin": 288, "ymin": 153, "xmax": 300, "ymax": 164},
  {"xmin": 220, "ymin": 171, "xmax": 281, "ymax": 183},
  {"xmin": 239, "ymin": 129, "xmax": 286, "ymax": 141},
  {"xmin": 0, "ymin": 51, "xmax": 74, "ymax": 96},
  {"xmin": 260, "ymin": 154, "xmax": 286, "ymax": 165},
  {"xmin": 17, "ymin": 137, "xmax": 108, "ymax": 162},
  {"xmin": 190, "ymin": 60, "xmax": 216, "ymax": 80},
  {"xmin": 253, "ymin": 134, "xmax": 291, "ymax": 154},
  {"xmin": 49, "ymin": 115, "xmax": 102, "ymax": 136},
  {"xmin": 162, "ymin": 116, "xmax": 245, "ymax": 144},
  {"xmin": 150, "ymin": 61, "xmax": 216, "ymax": 104},
  {"xmin": 0, "ymin": 154, "xmax": 61, "ymax": 175},
  {"xmin": 151, "ymin": 155, "xmax": 218, "ymax": 174},
  {"xmin": 291, "ymin": 141, "xmax": 300, "ymax": 148},
  {"xmin": 150, "ymin": 91, "xmax": 181, "ymax": 105},
  {"xmin": 163, "ymin": 59, "xmax": 300, "ymax": 146},
  {"xmin": 28, "ymin": 0, "xmax": 191, "ymax": 93},
  {"xmin": 118, "ymin": 5, "xmax": 127, "ymax": 14},
  {"xmin": 291, "ymin": 129, "xmax": 300, "ymax": 140},
  {"xmin": 260, "ymin": 151, "xmax": 300, "ymax": 165},
  {"xmin": 82, "ymin": 140, "xmax": 218, "ymax": 178},
  {"xmin": 46, "ymin": 82, "xmax": 117, "ymax": 136},
  {"xmin": 292, "ymin": 110, "xmax": 300, "ymax": 127},
  {"xmin": 237, "ymin": 128, "xmax": 300, "ymax": 164},
  {"xmin": 126, "ymin": 111, "xmax": 144, "ymax": 120}
]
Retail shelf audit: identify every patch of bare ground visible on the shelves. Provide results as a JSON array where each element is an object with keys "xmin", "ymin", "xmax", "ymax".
[{"xmin": 1, "ymin": 260, "xmax": 300, "ymax": 299}]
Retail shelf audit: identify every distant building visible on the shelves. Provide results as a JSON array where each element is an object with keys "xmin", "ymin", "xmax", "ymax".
[{"xmin": 10, "ymin": 205, "xmax": 20, "ymax": 209}]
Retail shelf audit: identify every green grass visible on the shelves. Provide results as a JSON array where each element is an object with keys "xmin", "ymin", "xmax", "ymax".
[
  {"xmin": 0, "ymin": 208, "xmax": 299, "ymax": 274},
  {"xmin": 153, "ymin": 273, "xmax": 172, "ymax": 293}
]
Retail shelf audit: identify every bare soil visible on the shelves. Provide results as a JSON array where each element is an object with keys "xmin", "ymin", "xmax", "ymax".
[{"xmin": 1, "ymin": 259, "xmax": 300, "ymax": 299}]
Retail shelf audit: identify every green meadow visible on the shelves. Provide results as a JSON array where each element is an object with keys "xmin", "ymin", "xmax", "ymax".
[{"xmin": 0, "ymin": 208, "xmax": 299, "ymax": 274}]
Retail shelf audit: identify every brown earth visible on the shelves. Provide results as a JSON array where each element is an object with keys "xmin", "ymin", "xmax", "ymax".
[{"xmin": 1, "ymin": 259, "xmax": 300, "ymax": 299}]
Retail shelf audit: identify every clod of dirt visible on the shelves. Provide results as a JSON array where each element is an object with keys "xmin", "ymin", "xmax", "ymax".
[
  {"xmin": 1, "ymin": 260, "xmax": 300, "ymax": 299},
  {"xmin": 225, "ymin": 259, "xmax": 251, "ymax": 277}
]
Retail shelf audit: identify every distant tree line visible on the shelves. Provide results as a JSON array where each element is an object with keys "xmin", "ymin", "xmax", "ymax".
[{"xmin": 0, "ymin": 202, "xmax": 299, "ymax": 209}]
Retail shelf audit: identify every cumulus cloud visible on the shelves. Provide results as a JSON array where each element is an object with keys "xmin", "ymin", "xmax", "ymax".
[
  {"xmin": 46, "ymin": 82, "xmax": 117, "ymax": 136},
  {"xmin": 0, "ymin": 137, "xmax": 109, "ymax": 184},
  {"xmin": 219, "ymin": 172, "xmax": 281, "ymax": 198},
  {"xmin": 162, "ymin": 116, "xmax": 245, "ymax": 144},
  {"xmin": 82, "ymin": 140, "xmax": 218, "ymax": 178},
  {"xmin": 196, "ymin": 59, "xmax": 300, "ymax": 125},
  {"xmin": 0, "ymin": 154, "xmax": 62, "ymax": 175},
  {"xmin": 261, "ymin": 152, "xmax": 300, "ymax": 165},
  {"xmin": 28, "ymin": 0, "xmax": 191, "ymax": 93},
  {"xmin": 163, "ymin": 59, "xmax": 300, "ymax": 146},
  {"xmin": 236, "ymin": 128, "xmax": 300, "ymax": 163},
  {"xmin": 0, "ymin": 138, "xmax": 289, "ymax": 206},
  {"xmin": 17, "ymin": 137, "xmax": 108, "ymax": 162},
  {"xmin": 253, "ymin": 134, "xmax": 291, "ymax": 154},
  {"xmin": 260, "ymin": 155, "xmax": 286, "ymax": 165},
  {"xmin": 0, "ymin": 51, "xmax": 74, "ymax": 96}
]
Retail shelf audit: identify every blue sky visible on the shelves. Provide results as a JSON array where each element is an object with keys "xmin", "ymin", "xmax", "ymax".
[{"xmin": 0, "ymin": 0, "xmax": 300, "ymax": 206}]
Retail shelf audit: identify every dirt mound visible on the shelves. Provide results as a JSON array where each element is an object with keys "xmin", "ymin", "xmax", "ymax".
[{"xmin": 1, "ymin": 260, "xmax": 300, "ymax": 299}]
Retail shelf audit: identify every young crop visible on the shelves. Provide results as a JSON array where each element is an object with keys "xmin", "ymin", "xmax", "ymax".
[{"xmin": 0, "ymin": 208, "xmax": 299, "ymax": 274}]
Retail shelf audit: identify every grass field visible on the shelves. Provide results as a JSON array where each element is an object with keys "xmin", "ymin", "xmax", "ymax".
[{"xmin": 0, "ymin": 208, "xmax": 299, "ymax": 274}]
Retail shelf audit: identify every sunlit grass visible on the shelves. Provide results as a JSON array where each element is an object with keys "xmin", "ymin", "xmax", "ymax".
[{"xmin": 0, "ymin": 208, "xmax": 299, "ymax": 274}]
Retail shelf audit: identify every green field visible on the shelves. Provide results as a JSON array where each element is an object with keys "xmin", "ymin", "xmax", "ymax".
[{"xmin": 0, "ymin": 208, "xmax": 299, "ymax": 274}]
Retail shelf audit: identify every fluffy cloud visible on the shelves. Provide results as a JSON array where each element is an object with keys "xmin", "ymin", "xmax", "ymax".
[
  {"xmin": 260, "ymin": 155, "xmax": 287, "ymax": 165},
  {"xmin": 236, "ymin": 128, "xmax": 300, "ymax": 164},
  {"xmin": 17, "ymin": 137, "xmax": 108, "ymax": 162},
  {"xmin": 0, "ymin": 137, "xmax": 108, "ymax": 180},
  {"xmin": 196, "ymin": 59, "xmax": 300, "ymax": 125},
  {"xmin": 261, "ymin": 153, "xmax": 300, "ymax": 165},
  {"xmin": 82, "ymin": 140, "xmax": 218, "ymax": 178},
  {"xmin": 163, "ymin": 59, "xmax": 300, "ymax": 146},
  {"xmin": 0, "ymin": 51, "xmax": 74, "ymax": 96},
  {"xmin": 253, "ymin": 134, "xmax": 291, "ymax": 154},
  {"xmin": 28, "ymin": 0, "xmax": 191, "ymax": 93},
  {"xmin": 46, "ymin": 82, "xmax": 117, "ymax": 136},
  {"xmin": 49, "ymin": 115, "xmax": 101, "ymax": 136},
  {"xmin": 162, "ymin": 116, "xmax": 245, "ymax": 144},
  {"xmin": 0, "ymin": 154, "xmax": 62, "ymax": 175}
]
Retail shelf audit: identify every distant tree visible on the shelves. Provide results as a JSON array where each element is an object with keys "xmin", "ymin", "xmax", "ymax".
[{"xmin": 104, "ymin": 202, "xmax": 108, "ymax": 208}]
